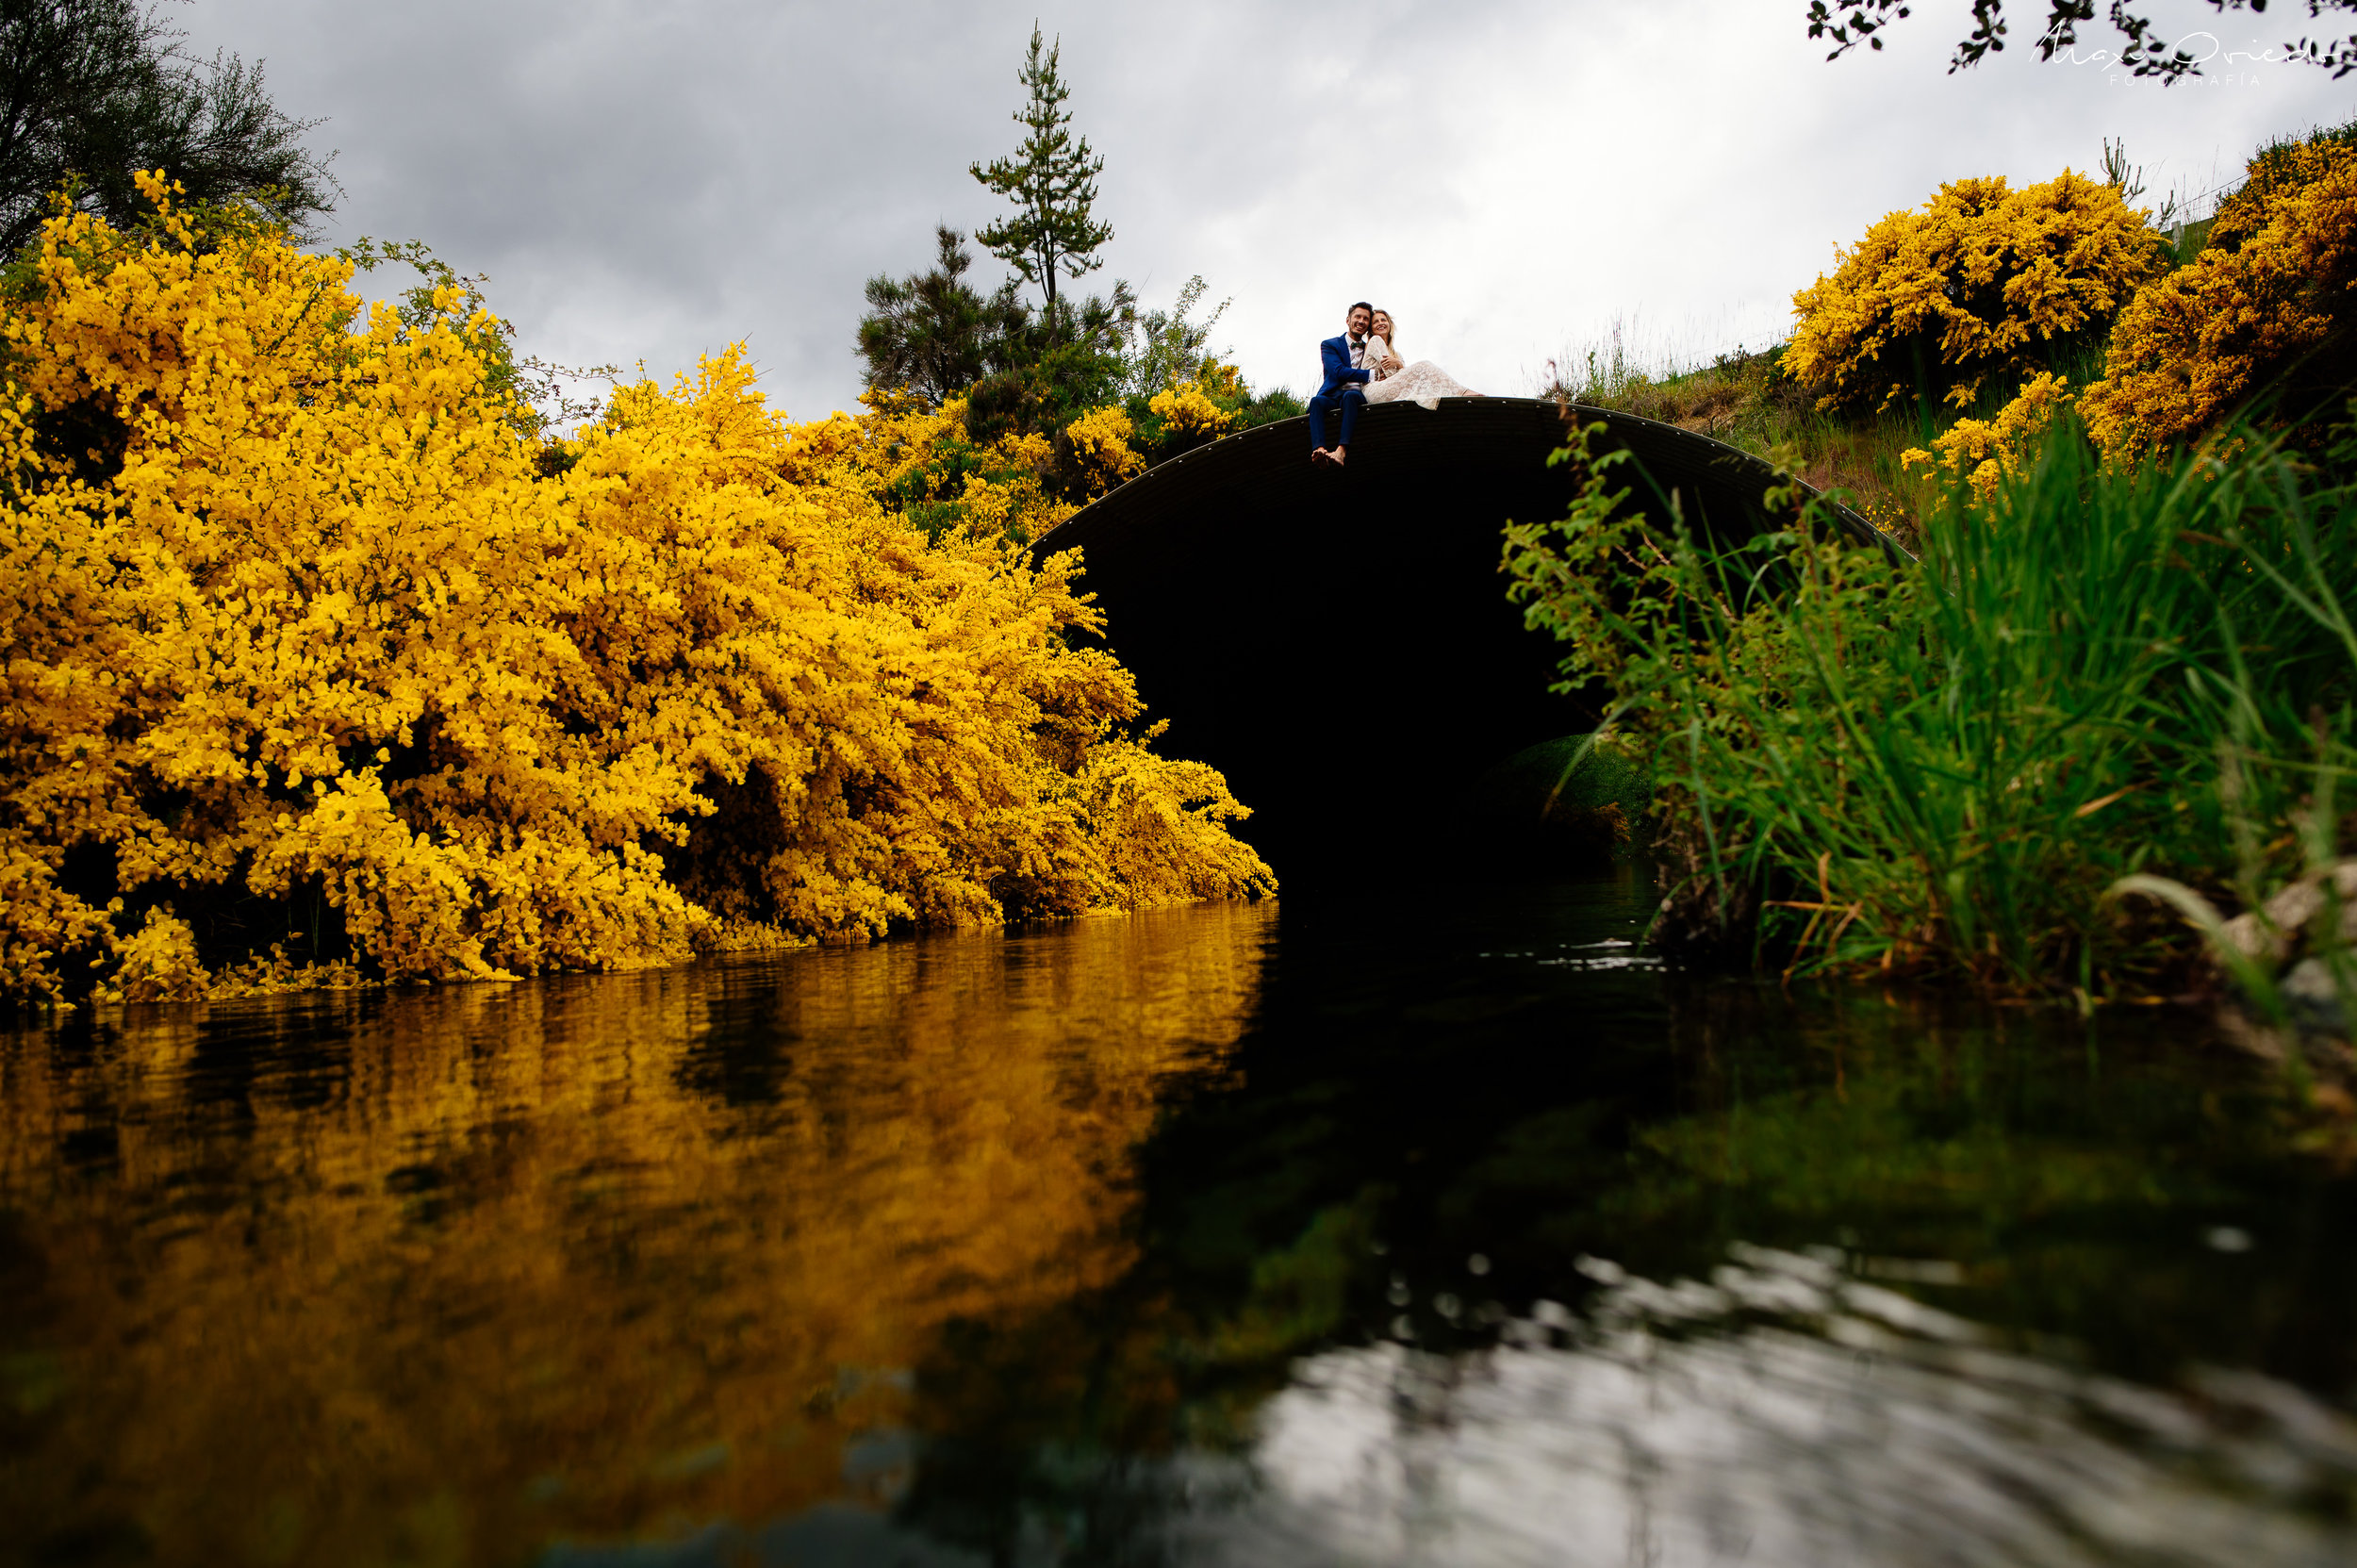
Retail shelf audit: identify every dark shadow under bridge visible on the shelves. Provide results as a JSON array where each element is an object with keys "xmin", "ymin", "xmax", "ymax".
[{"xmin": 1028, "ymin": 397, "xmax": 1887, "ymax": 880}]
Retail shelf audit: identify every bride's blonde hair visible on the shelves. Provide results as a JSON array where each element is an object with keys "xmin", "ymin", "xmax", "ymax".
[{"xmin": 1372, "ymin": 309, "xmax": 1397, "ymax": 353}]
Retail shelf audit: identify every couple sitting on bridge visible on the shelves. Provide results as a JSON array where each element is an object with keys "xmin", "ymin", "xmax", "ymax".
[{"xmin": 1309, "ymin": 301, "xmax": 1480, "ymax": 467}]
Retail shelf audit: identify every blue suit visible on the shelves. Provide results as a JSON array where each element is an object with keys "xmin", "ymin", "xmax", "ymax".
[{"xmin": 1309, "ymin": 334, "xmax": 1371, "ymax": 453}]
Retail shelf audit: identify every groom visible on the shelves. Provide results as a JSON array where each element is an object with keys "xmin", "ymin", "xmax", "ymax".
[{"xmin": 1309, "ymin": 301, "xmax": 1376, "ymax": 468}]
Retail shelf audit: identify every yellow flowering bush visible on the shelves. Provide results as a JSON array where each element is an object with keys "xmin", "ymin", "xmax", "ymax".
[
  {"xmin": 2207, "ymin": 132, "xmax": 2357, "ymax": 255},
  {"xmin": 1146, "ymin": 380, "xmax": 1237, "ymax": 442},
  {"xmin": 0, "ymin": 178, "xmax": 1271, "ymax": 1003},
  {"xmin": 2078, "ymin": 140, "xmax": 2357, "ymax": 460},
  {"xmin": 783, "ymin": 388, "xmax": 1074, "ymax": 543},
  {"xmin": 1788, "ymin": 172, "xmax": 2167, "ymax": 415},
  {"xmin": 1062, "ymin": 404, "xmax": 1146, "ymax": 494},
  {"xmin": 107, "ymin": 907, "xmax": 206, "ymax": 1003},
  {"xmin": 1901, "ymin": 371, "xmax": 2073, "ymax": 499},
  {"xmin": 1192, "ymin": 357, "xmax": 1249, "ymax": 403}
]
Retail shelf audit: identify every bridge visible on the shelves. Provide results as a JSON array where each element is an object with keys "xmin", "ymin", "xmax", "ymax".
[{"xmin": 1029, "ymin": 397, "xmax": 1888, "ymax": 878}]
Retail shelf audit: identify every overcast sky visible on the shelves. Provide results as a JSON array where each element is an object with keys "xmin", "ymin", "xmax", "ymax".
[{"xmin": 178, "ymin": 0, "xmax": 2351, "ymax": 421}]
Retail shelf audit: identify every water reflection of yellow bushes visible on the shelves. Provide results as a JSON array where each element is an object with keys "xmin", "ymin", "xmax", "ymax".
[{"xmin": 0, "ymin": 901, "xmax": 1271, "ymax": 1565}]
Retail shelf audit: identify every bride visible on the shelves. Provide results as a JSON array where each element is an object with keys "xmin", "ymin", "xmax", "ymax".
[{"xmin": 1362, "ymin": 309, "xmax": 1479, "ymax": 408}]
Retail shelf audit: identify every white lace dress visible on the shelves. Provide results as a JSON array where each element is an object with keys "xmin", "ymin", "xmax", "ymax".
[{"xmin": 1361, "ymin": 336, "xmax": 1477, "ymax": 408}]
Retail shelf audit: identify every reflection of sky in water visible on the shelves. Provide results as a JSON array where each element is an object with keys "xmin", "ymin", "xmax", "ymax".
[
  {"xmin": 1219, "ymin": 1246, "xmax": 2357, "ymax": 1568},
  {"xmin": 1525, "ymin": 937, "xmax": 1660, "ymax": 973},
  {"xmin": 545, "ymin": 1239, "xmax": 2357, "ymax": 1567}
]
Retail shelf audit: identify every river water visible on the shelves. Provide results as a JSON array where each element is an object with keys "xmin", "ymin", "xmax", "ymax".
[{"xmin": 3, "ymin": 871, "xmax": 2353, "ymax": 1566}]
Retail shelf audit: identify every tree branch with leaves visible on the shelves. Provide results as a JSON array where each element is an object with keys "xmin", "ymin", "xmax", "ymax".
[
  {"xmin": 0, "ymin": 0, "xmax": 338, "ymax": 256},
  {"xmin": 1805, "ymin": 1, "xmax": 2356, "ymax": 79}
]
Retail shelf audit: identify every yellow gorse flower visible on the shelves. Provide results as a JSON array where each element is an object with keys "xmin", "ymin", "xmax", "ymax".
[
  {"xmin": 794, "ymin": 388, "xmax": 1074, "ymax": 542},
  {"xmin": 1146, "ymin": 382, "xmax": 1237, "ymax": 441},
  {"xmin": 1192, "ymin": 358, "xmax": 1249, "ymax": 402},
  {"xmin": 1788, "ymin": 171, "xmax": 2166, "ymax": 415},
  {"xmin": 1900, "ymin": 371, "xmax": 2074, "ymax": 499},
  {"xmin": 2079, "ymin": 140, "xmax": 2357, "ymax": 460},
  {"xmin": 1065, "ymin": 403, "xmax": 1146, "ymax": 495},
  {"xmin": 0, "ymin": 178, "xmax": 1271, "ymax": 1002},
  {"xmin": 1062, "ymin": 404, "xmax": 1146, "ymax": 494},
  {"xmin": 1940, "ymin": 131, "xmax": 2357, "ymax": 470}
]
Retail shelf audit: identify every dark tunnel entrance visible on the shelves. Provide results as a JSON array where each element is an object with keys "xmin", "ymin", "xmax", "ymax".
[{"xmin": 1030, "ymin": 397, "xmax": 1882, "ymax": 882}]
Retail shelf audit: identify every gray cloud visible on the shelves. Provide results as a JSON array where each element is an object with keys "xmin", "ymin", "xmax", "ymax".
[{"xmin": 181, "ymin": 0, "xmax": 2352, "ymax": 419}]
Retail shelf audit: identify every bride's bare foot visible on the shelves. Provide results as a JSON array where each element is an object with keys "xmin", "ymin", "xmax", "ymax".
[
  {"xmin": 1310, "ymin": 447, "xmax": 1333, "ymax": 467},
  {"xmin": 1330, "ymin": 446, "xmax": 1348, "ymax": 467}
]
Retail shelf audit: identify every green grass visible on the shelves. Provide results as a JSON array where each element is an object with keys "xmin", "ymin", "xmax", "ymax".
[
  {"xmin": 1541, "ymin": 329, "xmax": 2127, "ymax": 553},
  {"xmin": 1504, "ymin": 412, "xmax": 2357, "ymax": 999},
  {"xmin": 1543, "ymin": 340, "xmax": 1948, "ymax": 548}
]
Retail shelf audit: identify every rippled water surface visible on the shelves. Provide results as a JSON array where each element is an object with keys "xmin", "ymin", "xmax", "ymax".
[{"xmin": 3, "ymin": 872, "xmax": 2352, "ymax": 1566}]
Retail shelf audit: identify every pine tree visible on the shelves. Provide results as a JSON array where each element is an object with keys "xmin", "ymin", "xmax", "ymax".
[
  {"xmin": 855, "ymin": 225, "xmax": 1033, "ymax": 404},
  {"xmin": 968, "ymin": 25, "xmax": 1113, "ymax": 308}
]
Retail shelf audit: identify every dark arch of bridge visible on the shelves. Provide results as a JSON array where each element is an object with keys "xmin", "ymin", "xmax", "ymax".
[{"xmin": 1029, "ymin": 397, "xmax": 1887, "ymax": 879}]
